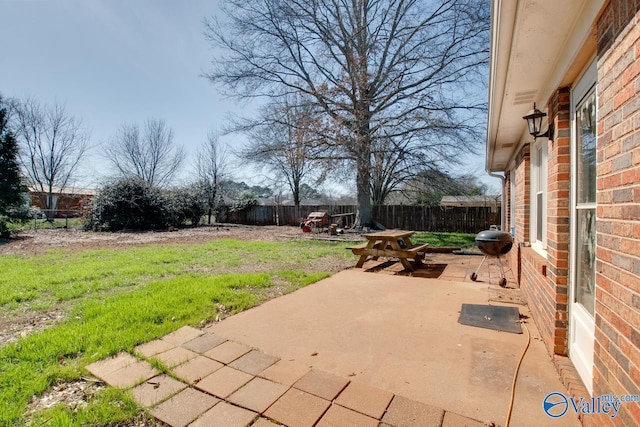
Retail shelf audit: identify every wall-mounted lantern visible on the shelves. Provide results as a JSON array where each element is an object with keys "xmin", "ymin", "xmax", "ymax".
[{"xmin": 523, "ymin": 103, "xmax": 554, "ymax": 140}]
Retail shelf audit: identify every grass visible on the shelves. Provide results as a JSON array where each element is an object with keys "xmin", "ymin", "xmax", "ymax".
[
  {"xmin": 411, "ymin": 231, "xmax": 476, "ymax": 248},
  {"xmin": 0, "ymin": 238, "xmax": 352, "ymax": 426},
  {"xmin": 6, "ymin": 217, "xmax": 84, "ymax": 231}
]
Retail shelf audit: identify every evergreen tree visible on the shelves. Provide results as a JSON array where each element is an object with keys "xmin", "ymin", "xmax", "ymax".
[{"xmin": 0, "ymin": 98, "xmax": 27, "ymax": 235}]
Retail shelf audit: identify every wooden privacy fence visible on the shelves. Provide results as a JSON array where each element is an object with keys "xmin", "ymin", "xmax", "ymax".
[{"xmin": 219, "ymin": 205, "xmax": 500, "ymax": 234}]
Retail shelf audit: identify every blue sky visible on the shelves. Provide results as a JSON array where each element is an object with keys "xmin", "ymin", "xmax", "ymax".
[
  {"xmin": 0, "ymin": 0, "xmax": 498, "ymax": 194},
  {"xmin": 0, "ymin": 0, "xmax": 252, "ymax": 187}
]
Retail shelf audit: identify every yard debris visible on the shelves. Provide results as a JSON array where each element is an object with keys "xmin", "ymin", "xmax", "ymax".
[
  {"xmin": 1, "ymin": 309, "xmax": 66, "ymax": 348},
  {"xmin": 215, "ymin": 303, "xmax": 231, "ymax": 322},
  {"xmin": 25, "ymin": 379, "xmax": 105, "ymax": 420}
]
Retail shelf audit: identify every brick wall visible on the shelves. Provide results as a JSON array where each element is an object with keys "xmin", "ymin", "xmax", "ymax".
[
  {"xmin": 507, "ymin": 142, "xmax": 563, "ymax": 354},
  {"xmin": 546, "ymin": 88, "xmax": 572, "ymax": 356},
  {"xmin": 593, "ymin": 1, "xmax": 640, "ymax": 426},
  {"xmin": 507, "ymin": 91, "xmax": 573, "ymax": 359}
]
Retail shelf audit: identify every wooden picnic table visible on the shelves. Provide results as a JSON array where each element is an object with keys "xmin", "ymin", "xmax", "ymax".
[{"xmin": 350, "ymin": 229, "xmax": 429, "ymax": 272}]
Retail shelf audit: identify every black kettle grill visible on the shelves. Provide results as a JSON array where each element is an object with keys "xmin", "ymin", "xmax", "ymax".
[{"xmin": 470, "ymin": 227, "xmax": 514, "ymax": 287}]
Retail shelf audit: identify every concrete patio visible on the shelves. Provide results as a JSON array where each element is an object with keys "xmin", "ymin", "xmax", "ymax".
[{"xmin": 86, "ymin": 255, "xmax": 581, "ymax": 426}]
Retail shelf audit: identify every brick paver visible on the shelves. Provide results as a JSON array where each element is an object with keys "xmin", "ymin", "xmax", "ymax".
[
  {"xmin": 150, "ymin": 387, "xmax": 218, "ymax": 427},
  {"xmin": 134, "ymin": 339, "xmax": 175, "ymax": 358},
  {"xmin": 100, "ymin": 359, "xmax": 159, "ymax": 389},
  {"xmin": 334, "ymin": 381, "xmax": 394, "ymax": 419},
  {"xmin": 161, "ymin": 326, "xmax": 204, "ymax": 346},
  {"xmin": 381, "ymin": 395, "xmax": 445, "ymax": 427},
  {"xmin": 195, "ymin": 366, "xmax": 254, "ymax": 398},
  {"xmin": 85, "ymin": 352, "xmax": 138, "ymax": 378},
  {"xmin": 153, "ymin": 347, "xmax": 199, "ymax": 368},
  {"xmin": 264, "ymin": 388, "xmax": 331, "ymax": 427},
  {"xmin": 316, "ymin": 404, "xmax": 379, "ymax": 427},
  {"xmin": 182, "ymin": 332, "xmax": 226, "ymax": 353},
  {"xmin": 228, "ymin": 349, "xmax": 279, "ymax": 375},
  {"xmin": 204, "ymin": 340, "xmax": 252, "ymax": 364},
  {"xmin": 131, "ymin": 374, "xmax": 187, "ymax": 407},
  {"xmin": 227, "ymin": 376, "xmax": 288, "ymax": 413},
  {"xmin": 293, "ymin": 369, "xmax": 350, "ymax": 401},
  {"xmin": 189, "ymin": 401, "xmax": 257, "ymax": 427},
  {"xmin": 172, "ymin": 355, "xmax": 224, "ymax": 384},
  {"xmin": 259, "ymin": 359, "xmax": 310, "ymax": 386}
]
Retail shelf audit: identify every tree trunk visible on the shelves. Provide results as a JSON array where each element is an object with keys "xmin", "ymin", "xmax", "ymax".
[
  {"xmin": 354, "ymin": 143, "xmax": 372, "ymax": 227},
  {"xmin": 293, "ymin": 181, "xmax": 300, "ymax": 208}
]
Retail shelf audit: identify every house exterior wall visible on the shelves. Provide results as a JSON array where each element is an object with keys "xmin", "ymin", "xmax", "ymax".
[
  {"xmin": 492, "ymin": 0, "xmax": 640, "ymax": 424},
  {"xmin": 590, "ymin": 2, "xmax": 640, "ymax": 425},
  {"xmin": 29, "ymin": 192, "xmax": 92, "ymax": 217},
  {"xmin": 506, "ymin": 90, "xmax": 573, "ymax": 359},
  {"xmin": 546, "ymin": 88, "xmax": 572, "ymax": 357}
]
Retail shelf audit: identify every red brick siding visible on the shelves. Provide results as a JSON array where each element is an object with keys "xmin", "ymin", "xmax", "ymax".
[
  {"xmin": 29, "ymin": 192, "xmax": 92, "ymax": 217},
  {"xmin": 521, "ymin": 247, "xmax": 556, "ymax": 351},
  {"xmin": 546, "ymin": 88, "xmax": 572, "ymax": 356},
  {"xmin": 507, "ymin": 89, "xmax": 573, "ymax": 359},
  {"xmin": 507, "ymin": 141, "xmax": 565, "ymax": 356},
  {"xmin": 506, "ymin": 146, "xmax": 530, "ymax": 288},
  {"xmin": 593, "ymin": 2, "xmax": 640, "ymax": 426}
]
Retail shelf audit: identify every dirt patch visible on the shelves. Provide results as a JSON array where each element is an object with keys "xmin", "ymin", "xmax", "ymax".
[
  {"xmin": 0, "ymin": 224, "xmax": 310, "ymax": 256},
  {"xmin": 24, "ymin": 378, "xmax": 168, "ymax": 426},
  {"xmin": 24, "ymin": 379, "xmax": 106, "ymax": 423},
  {"xmin": 0, "ymin": 308, "xmax": 67, "ymax": 347}
]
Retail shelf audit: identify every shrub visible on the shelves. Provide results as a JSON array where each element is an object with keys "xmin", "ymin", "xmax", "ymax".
[
  {"xmin": 84, "ymin": 179, "xmax": 208, "ymax": 231},
  {"xmin": 230, "ymin": 191, "xmax": 258, "ymax": 212},
  {"xmin": 84, "ymin": 178, "xmax": 168, "ymax": 231},
  {"xmin": 164, "ymin": 186, "xmax": 206, "ymax": 227}
]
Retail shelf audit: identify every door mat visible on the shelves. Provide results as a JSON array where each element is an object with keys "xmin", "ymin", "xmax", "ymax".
[{"xmin": 458, "ymin": 303, "xmax": 522, "ymax": 334}]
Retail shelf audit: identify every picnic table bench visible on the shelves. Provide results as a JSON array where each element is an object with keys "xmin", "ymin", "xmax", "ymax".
[{"xmin": 349, "ymin": 229, "xmax": 429, "ymax": 272}]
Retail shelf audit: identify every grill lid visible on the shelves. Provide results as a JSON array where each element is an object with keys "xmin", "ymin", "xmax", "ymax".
[{"xmin": 475, "ymin": 230, "xmax": 513, "ymax": 243}]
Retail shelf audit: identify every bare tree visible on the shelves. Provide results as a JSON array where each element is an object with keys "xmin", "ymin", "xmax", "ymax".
[
  {"xmin": 370, "ymin": 125, "xmax": 472, "ymax": 205},
  {"xmin": 104, "ymin": 118, "xmax": 185, "ymax": 188},
  {"xmin": 239, "ymin": 97, "xmax": 325, "ymax": 208},
  {"xmin": 11, "ymin": 98, "xmax": 89, "ymax": 217},
  {"xmin": 195, "ymin": 130, "xmax": 228, "ymax": 224},
  {"xmin": 205, "ymin": 0, "xmax": 489, "ymax": 226}
]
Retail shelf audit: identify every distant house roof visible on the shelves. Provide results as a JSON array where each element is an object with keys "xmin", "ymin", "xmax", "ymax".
[
  {"xmin": 440, "ymin": 195, "xmax": 501, "ymax": 207},
  {"xmin": 27, "ymin": 185, "xmax": 97, "ymax": 196}
]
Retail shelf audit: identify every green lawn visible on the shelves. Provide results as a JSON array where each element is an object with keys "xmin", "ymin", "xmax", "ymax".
[
  {"xmin": 411, "ymin": 231, "xmax": 476, "ymax": 248},
  {"xmin": 0, "ymin": 238, "xmax": 352, "ymax": 426}
]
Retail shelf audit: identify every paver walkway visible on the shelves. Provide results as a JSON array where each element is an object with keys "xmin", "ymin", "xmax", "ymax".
[{"xmin": 86, "ymin": 325, "xmax": 486, "ymax": 427}]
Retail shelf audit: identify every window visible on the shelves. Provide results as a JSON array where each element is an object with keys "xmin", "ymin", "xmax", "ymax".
[
  {"xmin": 574, "ymin": 87, "xmax": 597, "ymax": 315},
  {"xmin": 531, "ymin": 135, "xmax": 548, "ymax": 254}
]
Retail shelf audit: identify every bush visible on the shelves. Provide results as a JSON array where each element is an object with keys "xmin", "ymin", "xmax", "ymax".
[
  {"xmin": 84, "ymin": 178, "xmax": 168, "ymax": 231},
  {"xmin": 230, "ymin": 191, "xmax": 258, "ymax": 212},
  {"xmin": 84, "ymin": 179, "xmax": 208, "ymax": 231},
  {"xmin": 164, "ymin": 187, "xmax": 206, "ymax": 227}
]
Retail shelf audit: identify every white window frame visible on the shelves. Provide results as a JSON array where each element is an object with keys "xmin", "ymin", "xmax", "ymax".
[{"xmin": 530, "ymin": 134, "xmax": 548, "ymax": 256}]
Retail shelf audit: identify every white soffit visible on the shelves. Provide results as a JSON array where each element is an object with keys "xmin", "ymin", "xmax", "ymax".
[{"xmin": 486, "ymin": 0, "xmax": 605, "ymax": 172}]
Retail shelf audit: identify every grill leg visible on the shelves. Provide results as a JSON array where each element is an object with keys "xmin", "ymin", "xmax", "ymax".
[
  {"xmin": 470, "ymin": 255, "xmax": 488, "ymax": 281},
  {"xmin": 496, "ymin": 255, "xmax": 508, "ymax": 287}
]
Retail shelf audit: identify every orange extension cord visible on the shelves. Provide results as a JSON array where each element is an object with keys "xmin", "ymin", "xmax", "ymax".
[{"xmin": 505, "ymin": 322, "xmax": 531, "ymax": 427}]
